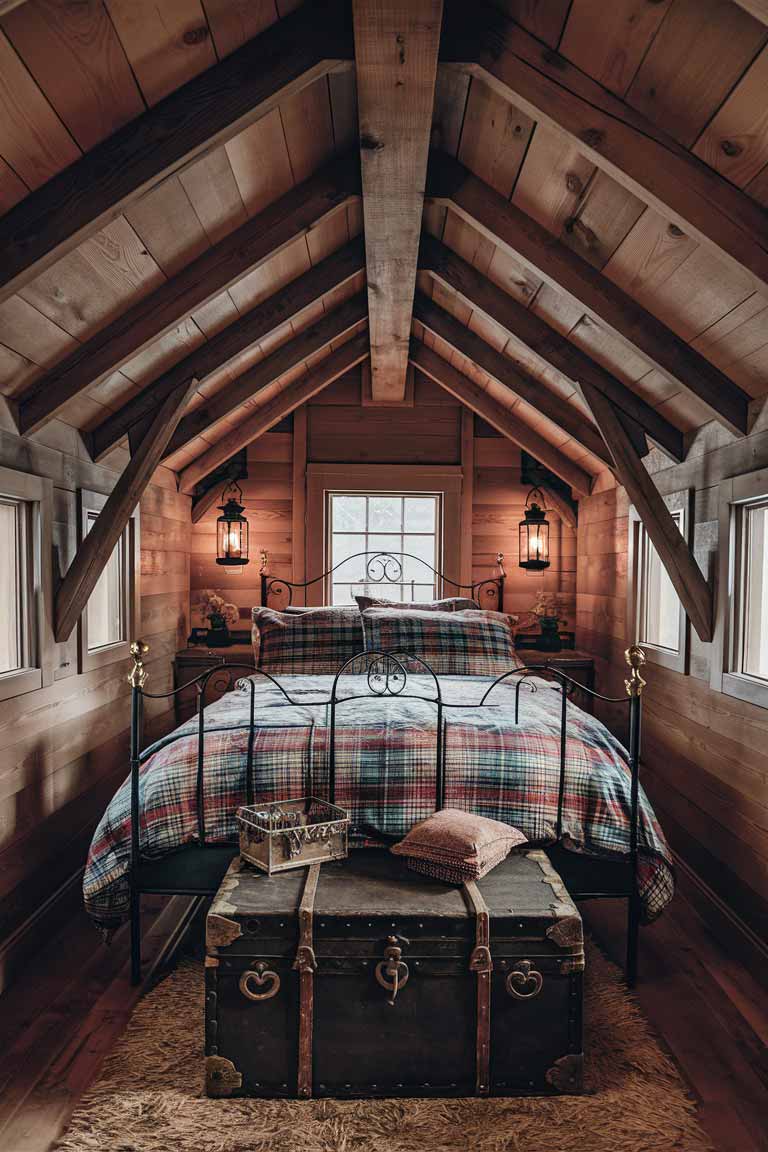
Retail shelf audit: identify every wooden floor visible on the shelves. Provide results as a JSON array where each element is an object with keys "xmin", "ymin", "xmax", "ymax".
[{"xmin": 0, "ymin": 887, "xmax": 765, "ymax": 1152}]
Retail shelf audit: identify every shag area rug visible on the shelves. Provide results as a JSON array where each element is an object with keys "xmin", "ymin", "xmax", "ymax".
[{"xmin": 55, "ymin": 942, "xmax": 712, "ymax": 1152}]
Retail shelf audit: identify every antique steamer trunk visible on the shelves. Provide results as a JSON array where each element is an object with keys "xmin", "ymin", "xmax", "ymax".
[{"xmin": 205, "ymin": 849, "xmax": 584, "ymax": 1099}]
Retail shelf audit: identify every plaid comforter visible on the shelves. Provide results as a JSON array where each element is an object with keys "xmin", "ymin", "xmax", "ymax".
[{"xmin": 84, "ymin": 673, "xmax": 674, "ymax": 929}]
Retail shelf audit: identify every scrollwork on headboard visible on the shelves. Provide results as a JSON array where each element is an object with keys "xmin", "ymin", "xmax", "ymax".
[{"xmin": 259, "ymin": 550, "xmax": 505, "ymax": 612}]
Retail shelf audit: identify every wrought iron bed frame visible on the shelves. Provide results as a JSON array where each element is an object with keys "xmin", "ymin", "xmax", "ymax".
[{"xmin": 126, "ymin": 552, "xmax": 647, "ymax": 988}]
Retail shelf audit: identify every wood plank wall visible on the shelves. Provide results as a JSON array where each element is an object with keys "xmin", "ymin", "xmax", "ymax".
[
  {"xmin": 576, "ymin": 417, "xmax": 768, "ymax": 946},
  {"xmin": 0, "ymin": 411, "xmax": 190, "ymax": 988},
  {"xmin": 190, "ymin": 364, "xmax": 576, "ymax": 628}
]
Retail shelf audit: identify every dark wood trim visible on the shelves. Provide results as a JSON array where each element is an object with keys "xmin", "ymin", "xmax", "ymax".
[
  {"xmin": 354, "ymin": 0, "xmax": 443, "ymax": 400},
  {"xmin": 54, "ymin": 375, "xmax": 200, "ymax": 642},
  {"xmin": 192, "ymin": 485, "xmax": 231, "ymax": 526},
  {"xmin": 19, "ymin": 157, "xmax": 360, "ymax": 439},
  {"xmin": 163, "ymin": 294, "xmax": 367, "ymax": 461},
  {"xmin": 0, "ymin": 1, "xmax": 354, "ymax": 304},
  {"xmin": 410, "ymin": 339, "xmax": 593, "ymax": 495},
  {"xmin": 419, "ymin": 234, "xmax": 683, "ymax": 462},
  {"xmin": 413, "ymin": 292, "xmax": 613, "ymax": 468},
  {"xmin": 179, "ymin": 334, "xmax": 370, "ymax": 492},
  {"xmin": 441, "ymin": 0, "xmax": 768, "ymax": 297},
  {"xmin": 88, "ymin": 237, "xmax": 364, "ymax": 461},
  {"xmin": 580, "ymin": 381, "xmax": 713, "ymax": 642},
  {"xmin": 427, "ymin": 152, "xmax": 751, "ymax": 438}
]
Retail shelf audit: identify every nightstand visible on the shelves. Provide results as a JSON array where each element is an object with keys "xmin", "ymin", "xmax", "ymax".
[
  {"xmin": 173, "ymin": 643, "xmax": 256, "ymax": 723},
  {"xmin": 515, "ymin": 649, "xmax": 596, "ymax": 714}
]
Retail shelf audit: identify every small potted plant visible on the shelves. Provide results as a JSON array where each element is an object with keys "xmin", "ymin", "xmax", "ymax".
[
  {"xmin": 530, "ymin": 591, "xmax": 565, "ymax": 652},
  {"xmin": 198, "ymin": 590, "xmax": 240, "ymax": 647}
]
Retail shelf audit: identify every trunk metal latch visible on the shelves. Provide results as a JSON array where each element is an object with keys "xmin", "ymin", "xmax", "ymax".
[{"xmin": 375, "ymin": 935, "xmax": 410, "ymax": 1004}]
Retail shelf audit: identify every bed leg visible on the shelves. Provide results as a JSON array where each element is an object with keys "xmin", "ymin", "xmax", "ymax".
[
  {"xmin": 130, "ymin": 887, "xmax": 142, "ymax": 985},
  {"xmin": 626, "ymin": 891, "xmax": 641, "ymax": 987}
]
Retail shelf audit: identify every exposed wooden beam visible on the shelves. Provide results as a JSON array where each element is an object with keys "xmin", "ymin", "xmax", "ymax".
[
  {"xmin": 441, "ymin": 0, "xmax": 768, "ymax": 297},
  {"xmin": 165, "ymin": 295, "xmax": 368, "ymax": 461},
  {"xmin": 413, "ymin": 292, "xmax": 613, "ymax": 468},
  {"xmin": 179, "ymin": 335, "xmax": 370, "ymax": 493},
  {"xmin": 410, "ymin": 340, "xmax": 593, "ymax": 496},
  {"xmin": 0, "ymin": 1, "xmax": 353, "ymax": 304},
  {"xmin": 731, "ymin": 0, "xmax": 768, "ymax": 22},
  {"xmin": 19, "ymin": 157, "xmax": 360, "ymax": 438},
  {"xmin": 354, "ymin": 0, "xmax": 443, "ymax": 401},
  {"xmin": 192, "ymin": 484, "xmax": 231, "ymax": 526},
  {"xmin": 419, "ymin": 234, "xmax": 684, "ymax": 463},
  {"xmin": 54, "ymin": 376, "xmax": 200, "ymax": 643},
  {"xmin": 580, "ymin": 381, "xmax": 713, "ymax": 642},
  {"xmin": 427, "ymin": 153, "xmax": 751, "ymax": 438},
  {"xmin": 88, "ymin": 238, "xmax": 364, "ymax": 461},
  {"xmin": 539, "ymin": 486, "xmax": 577, "ymax": 532}
]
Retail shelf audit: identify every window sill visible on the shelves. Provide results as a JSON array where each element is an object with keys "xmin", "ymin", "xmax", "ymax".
[
  {"xmin": 0, "ymin": 666, "xmax": 43, "ymax": 701},
  {"xmin": 720, "ymin": 671, "xmax": 768, "ymax": 710}
]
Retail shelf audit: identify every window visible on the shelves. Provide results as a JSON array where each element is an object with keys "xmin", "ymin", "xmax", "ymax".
[
  {"xmin": 327, "ymin": 492, "xmax": 441, "ymax": 605},
  {"xmin": 0, "ymin": 466, "xmax": 53, "ymax": 700},
  {"xmin": 78, "ymin": 490, "xmax": 137, "ymax": 672},
  {"xmin": 712, "ymin": 471, "xmax": 768, "ymax": 707},
  {"xmin": 628, "ymin": 492, "xmax": 691, "ymax": 673}
]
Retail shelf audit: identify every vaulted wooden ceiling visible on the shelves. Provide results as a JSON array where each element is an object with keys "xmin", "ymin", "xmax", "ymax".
[{"xmin": 0, "ymin": 0, "xmax": 767, "ymax": 643}]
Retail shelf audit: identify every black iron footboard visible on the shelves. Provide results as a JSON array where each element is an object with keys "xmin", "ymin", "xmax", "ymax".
[{"xmin": 125, "ymin": 641, "xmax": 647, "ymax": 986}]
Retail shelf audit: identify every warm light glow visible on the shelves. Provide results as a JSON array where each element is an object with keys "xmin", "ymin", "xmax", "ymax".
[{"xmin": 224, "ymin": 530, "xmax": 241, "ymax": 558}]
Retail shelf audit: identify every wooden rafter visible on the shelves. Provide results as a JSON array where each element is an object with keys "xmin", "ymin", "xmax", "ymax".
[
  {"xmin": 427, "ymin": 153, "xmax": 751, "ymax": 438},
  {"xmin": 54, "ymin": 375, "xmax": 200, "ymax": 643},
  {"xmin": 179, "ymin": 333, "xmax": 370, "ymax": 493},
  {"xmin": 164, "ymin": 295, "xmax": 368, "ymax": 462},
  {"xmin": 441, "ymin": 0, "xmax": 768, "ymax": 297},
  {"xmin": 419, "ymin": 234, "xmax": 684, "ymax": 463},
  {"xmin": 88, "ymin": 238, "xmax": 365, "ymax": 461},
  {"xmin": 0, "ymin": 1, "xmax": 354, "ymax": 304},
  {"xmin": 580, "ymin": 381, "xmax": 713, "ymax": 643},
  {"xmin": 354, "ymin": 0, "xmax": 443, "ymax": 401},
  {"xmin": 19, "ymin": 157, "xmax": 360, "ymax": 439},
  {"xmin": 413, "ymin": 293, "xmax": 613, "ymax": 468},
  {"xmin": 410, "ymin": 340, "xmax": 592, "ymax": 496}
]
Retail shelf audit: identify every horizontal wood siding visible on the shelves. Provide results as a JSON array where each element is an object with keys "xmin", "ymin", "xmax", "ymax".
[
  {"xmin": 576, "ymin": 422, "xmax": 768, "ymax": 943},
  {"xmin": 0, "ymin": 412, "xmax": 191, "ymax": 961}
]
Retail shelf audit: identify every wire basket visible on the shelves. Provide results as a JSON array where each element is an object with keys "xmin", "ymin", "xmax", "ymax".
[{"xmin": 236, "ymin": 797, "xmax": 349, "ymax": 874}]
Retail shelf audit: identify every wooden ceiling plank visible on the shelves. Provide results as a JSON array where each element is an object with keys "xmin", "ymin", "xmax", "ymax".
[
  {"xmin": 413, "ymin": 291, "xmax": 614, "ymax": 468},
  {"xmin": 427, "ymin": 152, "xmax": 752, "ymax": 437},
  {"xmin": 420, "ymin": 233, "xmax": 684, "ymax": 461},
  {"xmin": 0, "ymin": 0, "xmax": 353, "ymax": 304},
  {"xmin": 164, "ymin": 293, "xmax": 368, "ymax": 460},
  {"xmin": 17, "ymin": 155, "xmax": 360, "ymax": 438},
  {"xmin": 353, "ymin": 0, "xmax": 443, "ymax": 401},
  {"xmin": 440, "ymin": 0, "xmax": 768, "ymax": 298},
  {"xmin": 410, "ymin": 339, "xmax": 592, "ymax": 496},
  {"xmin": 88, "ymin": 238, "xmax": 364, "ymax": 461},
  {"xmin": 178, "ymin": 333, "xmax": 370, "ymax": 492},
  {"xmin": 53, "ymin": 373, "xmax": 200, "ymax": 643},
  {"xmin": 579, "ymin": 379, "xmax": 713, "ymax": 642}
]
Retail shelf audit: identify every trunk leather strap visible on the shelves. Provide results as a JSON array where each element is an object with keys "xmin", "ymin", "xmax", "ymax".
[
  {"xmin": 293, "ymin": 863, "xmax": 320, "ymax": 1098},
  {"xmin": 464, "ymin": 880, "xmax": 493, "ymax": 1096}
]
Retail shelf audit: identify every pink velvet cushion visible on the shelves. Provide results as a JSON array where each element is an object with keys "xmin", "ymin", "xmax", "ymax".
[{"xmin": 391, "ymin": 808, "xmax": 527, "ymax": 882}]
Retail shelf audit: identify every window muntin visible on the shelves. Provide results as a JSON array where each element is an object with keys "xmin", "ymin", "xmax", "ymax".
[
  {"xmin": 85, "ymin": 511, "xmax": 126, "ymax": 651},
  {"xmin": 0, "ymin": 498, "xmax": 25, "ymax": 675},
  {"xmin": 737, "ymin": 498, "xmax": 768, "ymax": 684},
  {"xmin": 327, "ymin": 492, "xmax": 441, "ymax": 605},
  {"xmin": 639, "ymin": 511, "xmax": 683, "ymax": 653}
]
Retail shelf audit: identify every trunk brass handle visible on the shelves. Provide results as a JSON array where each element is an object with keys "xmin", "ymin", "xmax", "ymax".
[
  {"xmin": 506, "ymin": 959, "xmax": 543, "ymax": 999},
  {"xmin": 375, "ymin": 935, "xmax": 410, "ymax": 1004},
  {"xmin": 239, "ymin": 962, "xmax": 281, "ymax": 1001}
]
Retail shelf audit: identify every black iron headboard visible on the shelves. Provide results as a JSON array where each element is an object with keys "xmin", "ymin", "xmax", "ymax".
[{"xmin": 258, "ymin": 549, "xmax": 506, "ymax": 612}]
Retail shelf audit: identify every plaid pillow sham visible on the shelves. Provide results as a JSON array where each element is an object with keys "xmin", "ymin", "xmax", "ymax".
[
  {"xmin": 251, "ymin": 606, "xmax": 364, "ymax": 675},
  {"xmin": 361, "ymin": 608, "xmax": 522, "ymax": 677},
  {"xmin": 355, "ymin": 594, "xmax": 479, "ymax": 612}
]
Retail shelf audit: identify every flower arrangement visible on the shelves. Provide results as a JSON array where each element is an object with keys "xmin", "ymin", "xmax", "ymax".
[
  {"xmin": 198, "ymin": 590, "xmax": 239, "ymax": 630},
  {"xmin": 530, "ymin": 591, "xmax": 565, "ymax": 624}
]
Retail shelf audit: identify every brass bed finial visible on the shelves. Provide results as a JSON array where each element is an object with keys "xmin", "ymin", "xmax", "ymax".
[
  {"xmin": 128, "ymin": 639, "xmax": 150, "ymax": 689},
  {"xmin": 259, "ymin": 548, "xmax": 269, "ymax": 573},
  {"xmin": 624, "ymin": 646, "xmax": 646, "ymax": 697},
  {"xmin": 496, "ymin": 552, "xmax": 506, "ymax": 577}
]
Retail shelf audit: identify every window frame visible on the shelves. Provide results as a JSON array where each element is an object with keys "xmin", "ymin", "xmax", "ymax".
[
  {"xmin": 0, "ymin": 465, "xmax": 53, "ymax": 701},
  {"xmin": 627, "ymin": 489, "xmax": 692, "ymax": 674},
  {"xmin": 305, "ymin": 464, "xmax": 463, "ymax": 608},
  {"xmin": 325, "ymin": 490, "xmax": 443, "ymax": 605},
  {"xmin": 77, "ymin": 489, "xmax": 139, "ymax": 674},
  {"xmin": 711, "ymin": 468, "xmax": 768, "ymax": 708}
]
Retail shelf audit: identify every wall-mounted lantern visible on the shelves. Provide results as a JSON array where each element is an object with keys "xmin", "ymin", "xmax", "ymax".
[
  {"xmin": 518, "ymin": 487, "xmax": 550, "ymax": 571},
  {"xmin": 216, "ymin": 481, "xmax": 249, "ymax": 566}
]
